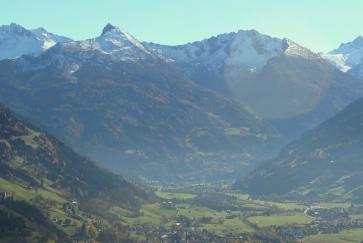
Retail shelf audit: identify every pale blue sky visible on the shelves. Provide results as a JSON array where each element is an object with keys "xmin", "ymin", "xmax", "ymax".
[{"xmin": 1, "ymin": 0, "xmax": 362, "ymax": 52}]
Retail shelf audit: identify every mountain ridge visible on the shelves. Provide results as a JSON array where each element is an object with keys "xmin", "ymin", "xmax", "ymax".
[
  {"xmin": 1, "ymin": 22, "xmax": 363, "ymax": 182},
  {"xmin": 235, "ymin": 98, "xmax": 363, "ymax": 202},
  {"xmin": 0, "ymin": 23, "xmax": 71, "ymax": 60},
  {"xmin": 0, "ymin": 24, "xmax": 282, "ymax": 182},
  {"xmin": 323, "ymin": 36, "xmax": 363, "ymax": 77}
]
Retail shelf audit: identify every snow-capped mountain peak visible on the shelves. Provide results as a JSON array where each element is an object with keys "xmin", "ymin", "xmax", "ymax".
[
  {"xmin": 96, "ymin": 23, "xmax": 151, "ymax": 56},
  {"xmin": 340, "ymin": 36, "xmax": 363, "ymax": 49},
  {"xmin": 101, "ymin": 23, "xmax": 119, "ymax": 36},
  {"xmin": 282, "ymin": 38, "xmax": 319, "ymax": 59},
  {"xmin": 145, "ymin": 29, "xmax": 284, "ymax": 69},
  {"xmin": 145, "ymin": 29, "xmax": 320, "ymax": 73},
  {"xmin": 224, "ymin": 29, "xmax": 283, "ymax": 69},
  {"xmin": 22, "ymin": 23, "xmax": 157, "ymax": 70},
  {"xmin": 1, "ymin": 23, "xmax": 33, "ymax": 37},
  {"xmin": 0, "ymin": 23, "xmax": 70, "ymax": 60}
]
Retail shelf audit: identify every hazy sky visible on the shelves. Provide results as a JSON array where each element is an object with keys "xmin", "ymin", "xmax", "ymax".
[{"xmin": 1, "ymin": 0, "xmax": 362, "ymax": 52}]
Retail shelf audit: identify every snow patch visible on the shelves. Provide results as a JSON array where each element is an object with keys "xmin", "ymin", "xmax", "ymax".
[{"xmin": 322, "ymin": 36, "xmax": 363, "ymax": 75}]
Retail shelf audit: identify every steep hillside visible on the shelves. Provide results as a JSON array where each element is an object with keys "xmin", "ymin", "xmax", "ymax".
[
  {"xmin": 0, "ymin": 24, "xmax": 281, "ymax": 182},
  {"xmin": 235, "ymin": 98, "xmax": 363, "ymax": 202},
  {"xmin": 0, "ymin": 105, "xmax": 148, "ymax": 206},
  {"xmin": 247, "ymin": 52, "xmax": 363, "ymax": 138},
  {"xmin": 0, "ymin": 198, "xmax": 69, "ymax": 242},
  {"xmin": 0, "ymin": 104, "xmax": 151, "ymax": 241}
]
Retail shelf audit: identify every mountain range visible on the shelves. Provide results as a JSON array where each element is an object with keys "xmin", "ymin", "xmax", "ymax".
[
  {"xmin": 1, "ymin": 22, "xmax": 363, "ymax": 183},
  {"xmin": 0, "ymin": 23, "xmax": 283, "ymax": 182},
  {"xmin": 147, "ymin": 31, "xmax": 363, "ymax": 138}
]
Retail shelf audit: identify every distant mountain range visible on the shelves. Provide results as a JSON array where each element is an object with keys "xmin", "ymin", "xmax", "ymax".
[
  {"xmin": 235, "ymin": 98, "xmax": 363, "ymax": 202},
  {"xmin": 147, "ymin": 31, "xmax": 363, "ymax": 137},
  {"xmin": 145, "ymin": 31, "xmax": 316, "ymax": 94},
  {"xmin": 0, "ymin": 23, "xmax": 282, "ymax": 182},
  {"xmin": 0, "ymin": 22, "xmax": 363, "ymax": 182}
]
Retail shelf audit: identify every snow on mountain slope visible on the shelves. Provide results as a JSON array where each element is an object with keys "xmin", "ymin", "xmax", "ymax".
[
  {"xmin": 0, "ymin": 23, "xmax": 70, "ymax": 60},
  {"xmin": 31, "ymin": 27, "xmax": 71, "ymax": 49},
  {"xmin": 323, "ymin": 36, "xmax": 363, "ymax": 75},
  {"xmin": 97, "ymin": 23, "xmax": 152, "ymax": 55},
  {"xmin": 145, "ymin": 30, "xmax": 318, "ymax": 71},
  {"xmin": 18, "ymin": 23, "xmax": 161, "ymax": 76},
  {"xmin": 145, "ymin": 30, "xmax": 281, "ymax": 70},
  {"xmin": 282, "ymin": 39, "xmax": 320, "ymax": 59},
  {"xmin": 1, "ymin": 23, "xmax": 319, "ymax": 69},
  {"xmin": 50, "ymin": 23, "xmax": 157, "ymax": 62},
  {"xmin": 224, "ymin": 30, "xmax": 282, "ymax": 70}
]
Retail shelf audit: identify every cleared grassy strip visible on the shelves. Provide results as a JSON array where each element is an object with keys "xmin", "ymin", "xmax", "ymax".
[
  {"xmin": 48, "ymin": 206, "xmax": 83, "ymax": 236},
  {"xmin": 351, "ymin": 214, "xmax": 363, "ymax": 220},
  {"xmin": 203, "ymin": 219, "xmax": 254, "ymax": 236},
  {"xmin": 155, "ymin": 191, "xmax": 196, "ymax": 200},
  {"xmin": 177, "ymin": 203, "xmax": 223, "ymax": 218},
  {"xmin": 0, "ymin": 177, "xmax": 82, "ymax": 236},
  {"xmin": 177, "ymin": 204, "xmax": 254, "ymax": 234},
  {"xmin": 37, "ymin": 187, "xmax": 66, "ymax": 203},
  {"xmin": 251, "ymin": 200, "xmax": 306, "ymax": 210},
  {"xmin": 0, "ymin": 177, "xmax": 35, "ymax": 200},
  {"xmin": 115, "ymin": 201, "xmax": 254, "ymax": 235},
  {"xmin": 117, "ymin": 203, "xmax": 176, "ymax": 226},
  {"xmin": 0, "ymin": 177, "xmax": 65, "ymax": 203},
  {"xmin": 248, "ymin": 214, "xmax": 312, "ymax": 227},
  {"xmin": 227, "ymin": 192, "xmax": 305, "ymax": 210},
  {"xmin": 314, "ymin": 202, "xmax": 352, "ymax": 209},
  {"xmin": 303, "ymin": 228, "xmax": 363, "ymax": 243}
]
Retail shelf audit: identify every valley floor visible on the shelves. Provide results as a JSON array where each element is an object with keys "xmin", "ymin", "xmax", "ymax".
[
  {"xmin": 114, "ymin": 185, "xmax": 363, "ymax": 242},
  {"xmin": 2, "ymin": 176, "xmax": 363, "ymax": 242}
]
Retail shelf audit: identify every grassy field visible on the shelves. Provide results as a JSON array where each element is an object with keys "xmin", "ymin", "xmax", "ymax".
[
  {"xmin": 48, "ymin": 206, "xmax": 83, "ymax": 236},
  {"xmin": 117, "ymin": 203, "xmax": 176, "ymax": 226},
  {"xmin": 11, "ymin": 128, "xmax": 41, "ymax": 149},
  {"xmin": 0, "ymin": 177, "xmax": 65, "ymax": 203},
  {"xmin": 115, "ymin": 190, "xmax": 363, "ymax": 240},
  {"xmin": 351, "ymin": 214, "xmax": 363, "ymax": 220},
  {"xmin": 0, "ymin": 177, "xmax": 82, "ymax": 236},
  {"xmin": 0, "ymin": 177, "xmax": 35, "ymax": 200},
  {"xmin": 203, "ymin": 219, "xmax": 254, "ymax": 235},
  {"xmin": 155, "ymin": 191, "xmax": 196, "ymax": 200},
  {"xmin": 247, "ymin": 213, "xmax": 312, "ymax": 227},
  {"xmin": 228, "ymin": 192, "xmax": 306, "ymax": 210},
  {"xmin": 314, "ymin": 202, "xmax": 352, "ymax": 209},
  {"xmin": 176, "ymin": 203, "xmax": 254, "ymax": 235},
  {"xmin": 115, "ymin": 200, "xmax": 255, "ymax": 236},
  {"xmin": 303, "ymin": 228, "xmax": 363, "ymax": 243}
]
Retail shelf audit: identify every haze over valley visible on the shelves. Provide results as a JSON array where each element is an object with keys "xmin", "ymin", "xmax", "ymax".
[{"xmin": 2, "ymin": 1, "xmax": 363, "ymax": 242}]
